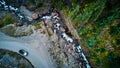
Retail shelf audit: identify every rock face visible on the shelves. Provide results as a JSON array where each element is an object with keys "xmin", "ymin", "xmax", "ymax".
[
  {"xmin": 0, "ymin": 24, "xmax": 33, "ymax": 37},
  {"xmin": 38, "ymin": 8, "xmax": 51, "ymax": 17},
  {"xmin": 20, "ymin": 6, "xmax": 33, "ymax": 21},
  {"xmin": 32, "ymin": 13, "xmax": 39, "ymax": 20}
]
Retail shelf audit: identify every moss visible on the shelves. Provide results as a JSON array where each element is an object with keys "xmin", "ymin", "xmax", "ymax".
[
  {"xmin": 33, "ymin": 23, "xmax": 42, "ymax": 30},
  {"xmin": 3, "ymin": 15, "xmax": 13, "ymax": 25},
  {"xmin": 47, "ymin": 28, "xmax": 53, "ymax": 36},
  {"xmin": 0, "ymin": 14, "xmax": 19, "ymax": 28}
]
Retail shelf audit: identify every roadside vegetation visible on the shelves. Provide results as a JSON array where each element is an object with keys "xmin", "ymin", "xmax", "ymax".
[
  {"xmin": 52, "ymin": 0, "xmax": 120, "ymax": 67},
  {"xmin": 0, "ymin": 49, "xmax": 33, "ymax": 68},
  {"xmin": 0, "ymin": 12, "xmax": 18, "ymax": 28}
]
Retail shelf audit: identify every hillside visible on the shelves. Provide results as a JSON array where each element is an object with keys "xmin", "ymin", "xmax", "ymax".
[{"xmin": 53, "ymin": 0, "xmax": 120, "ymax": 68}]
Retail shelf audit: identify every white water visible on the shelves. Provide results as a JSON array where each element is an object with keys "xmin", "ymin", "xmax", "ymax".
[
  {"xmin": 61, "ymin": 32, "xmax": 73, "ymax": 43},
  {"xmin": 47, "ymin": 14, "xmax": 91, "ymax": 68},
  {"xmin": 0, "ymin": 0, "xmax": 24, "ymax": 20},
  {"xmin": 41, "ymin": 16, "xmax": 52, "ymax": 20},
  {"xmin": 0, "ymin": 0, "xmax": 18, "ymax": 11},
  {"xmin": 77, "ymin": 46, "xmax": 91, "ymax": 68}
]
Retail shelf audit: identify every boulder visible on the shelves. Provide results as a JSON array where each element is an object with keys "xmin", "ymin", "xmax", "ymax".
[{"xmin": 32, "ymin": 13, "xmax": 39, "ymax": 20}]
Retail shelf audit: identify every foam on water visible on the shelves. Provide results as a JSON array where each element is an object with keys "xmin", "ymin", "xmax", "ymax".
[{"xmin": 0, "ymin": 0, "xmax": 23, "ymax": 20}]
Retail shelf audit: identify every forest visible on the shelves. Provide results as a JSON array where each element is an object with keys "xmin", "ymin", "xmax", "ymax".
[{"xmin": 52, "ymin": 0, "xmax": 120, "ymax": 68}]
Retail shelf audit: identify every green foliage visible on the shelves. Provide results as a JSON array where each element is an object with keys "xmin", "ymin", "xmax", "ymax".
[
  {"xmin": 69, "ymin": 0, "xmax": 107, "ymax": 26},
  {"xmin": 106, "ymin": 52, "xmax": 120, "ymax": 68},
  {"xmin": 3, "ymin": 15, "xmax": 13, "ymax": 26},
  {"xmin": 89, "ymin": 0, "xmax": 106, "ymax": 22},
  {"xmin": 61, "ymin": 0, "xmax": 120, "ymax": 67},
  {"xmin": 33, "ymin": 23, "xmax": 41, "ymax": 30},
  {"xmin": 95, "ymin": 8, "xmax": 120, "ymax": 30},
  {"xmin": 0, "ymin": 20, "xmax": 3, "ymax": 28},
  {"xmin": 109, "ymin": 23, "xmax": 120, "ymax": 35},
  {"xmin": 29, "ymin": 0, "xmax": 36, "ymax": 4},
  {"xmin": 27, "ymin": 0, "xmax": 36, "ymax": 7},
  {"xmin": 70, "ymin": 5, "xmax": 80, "ymax": 20},
  {"xmin": 85, "ymin": 37, "xmax": 98, "ymax": 47},
  {"xmin": 52, "ymin": 0, "xmax": 67, "ymax": 10},
  {"xmin": 0, "ymin": 15, "xmax": 18, "ymax": 28}
]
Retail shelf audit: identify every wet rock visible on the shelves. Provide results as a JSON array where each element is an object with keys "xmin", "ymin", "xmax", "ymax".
[
  {"xmin": 16, "ymin": 22, "xmax": 23, "ymax": 26},
  {"xmin": 38, "ymin": 8, "xmax": 50, "ymax": 17},
  {"xmin": 60, "ymin": 27, "xmax": 65, "ymax": 32},
  {"xmin": 51, "ymin": 12, "xmax": 59, "ymax": 17},
  {"xmin": 20, "ymin": 6, "xmax": 33, "ymax": 21}
]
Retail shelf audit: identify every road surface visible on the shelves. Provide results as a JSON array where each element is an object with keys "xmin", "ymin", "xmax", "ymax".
[{"xmin": 0, "ymin": 32, "xmax": 56, "ymax": 68}]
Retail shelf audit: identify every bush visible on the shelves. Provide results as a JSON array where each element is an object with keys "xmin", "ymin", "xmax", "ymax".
[{"xmin": 3, "ymin": 15, "xmax": 13, "ymax": 26}]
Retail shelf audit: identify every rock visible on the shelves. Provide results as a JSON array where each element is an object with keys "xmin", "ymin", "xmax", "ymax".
[
  {"xmin": 0, "ymin": 24, "xmax": 33, "ymax": 37},
  {"xmin": 0, "ymin": 24, "xmax": 16, "ymax": 36},
  {"xmin": 38, "ymin": 8, "xmax": 50, "ymax": 17},
  {"xmin": 51, "ymin": 12, "xmax": 59, "ymax": 17},
  {"xmin": 16, "ymin": 22, "xmax": 23, "ymax": 26},
  {"xmin": 14, "ymin": 25, "xmax": 33, "ymax": 36},
  {"xmin": 60, "ymin": 27, "xmax": 65, "ymax": 32},
  {"xmin": 32, "ymin": 13, "xmax": 39, "ymax": 20},
  {"xmin": 20, "ymin": 6, "xmax": 33, "ymax": 21}
]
